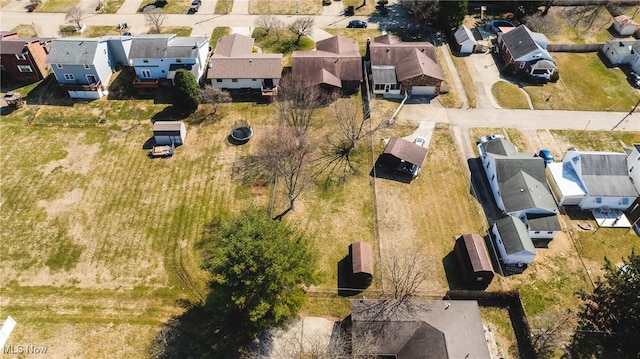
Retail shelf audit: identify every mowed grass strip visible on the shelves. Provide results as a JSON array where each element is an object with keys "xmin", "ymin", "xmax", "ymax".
[
  {"xmin": 492, "ymin": 81, "xmax": 530, "ymax": 109},
  {"xmin": 36, "ymin": 0, "xmax": 77, "ymax": 12},
  {"xmin": 249, "ymin": 0, "xmax": 321, "ymax": 15},
  {"xmin": 523, "ymin": 53, "xmax": 640, "ymax": 111},
  {"xmin": 450, "ymin": 53, "xmax": 477, "ymax": 108}
]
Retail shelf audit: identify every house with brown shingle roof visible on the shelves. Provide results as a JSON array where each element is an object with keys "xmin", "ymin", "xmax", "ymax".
[
  {"xmin": 207, "ymin": 34, "xmax": 283, "ymax": 96},
  {"xmin": 0, "ymin": 31, "xmax": 51, "ymax": 84},
  {"xmin": 367, "ymin": 34, "xmax": 444, "ymax": 97},
  {"xmin": 291, "ymin": 35, "xmax": 362, "ymax": 93}
]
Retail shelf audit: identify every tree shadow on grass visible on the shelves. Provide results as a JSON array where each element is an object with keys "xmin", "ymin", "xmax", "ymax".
[{"xmin": 148, "ymin": 298, "xmax": 254, "ymax": 359}]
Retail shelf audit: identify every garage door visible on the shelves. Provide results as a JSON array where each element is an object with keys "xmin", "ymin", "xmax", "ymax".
[{"xmin": 410, "ymin": 86, "xmax": 436, "ymax": 95}]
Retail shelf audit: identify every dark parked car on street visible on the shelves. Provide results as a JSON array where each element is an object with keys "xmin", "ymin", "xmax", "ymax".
[{"xmin": 347, "ymin": 20, "xmax": 367, "ymax": 28}]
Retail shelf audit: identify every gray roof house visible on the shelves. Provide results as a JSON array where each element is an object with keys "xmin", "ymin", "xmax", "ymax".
[
  {"xmin": 497, "ymin": 25, "xmax": 556, "ymax": 80},
  {"xmin": 453, "ymin": 25, "xmax": 477, "ymax": 54},
  {"xmin": 492, "ymin": 216, "xmax": 536, "ymax": 265},
  {"xmin": 350, "ymin": 299, "xmax": 490, "ymax": 359},
  {"xmin": 550, "ymin": 149, "xmax": 638, "ymax": 211},
  {"xmin": 207, "ymin": 34, "xmax": 283, "ymax": 96},
  {"xmin": 129, "ymin": 34, "xmax": 210, "ymax": 88},
  {"xmin": 46, "ymin": 38, "xmax": 118, "ymax": 99},
  {"xmin": 601, "ymin": 40, "xmax": 640, "ymax": 74},
  {"xmin": 479, "ymin": 138, "xmax": 560, "ymax": 240}
]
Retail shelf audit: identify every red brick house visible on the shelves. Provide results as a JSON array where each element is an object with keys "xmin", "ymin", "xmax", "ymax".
[{"xmin": 0, "ymin": 31, "xmax": 51, "ymax": 84}]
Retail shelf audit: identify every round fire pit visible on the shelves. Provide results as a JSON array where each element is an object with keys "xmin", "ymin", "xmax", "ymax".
[{"xmin": 230, "ymin": 125, "xmax": 253, "ymax": 142}]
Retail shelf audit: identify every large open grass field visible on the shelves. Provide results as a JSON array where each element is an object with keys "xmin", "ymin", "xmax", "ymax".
[{"xmin": 2, "ymin": 75, "xmax": 639, "ymax": 357}]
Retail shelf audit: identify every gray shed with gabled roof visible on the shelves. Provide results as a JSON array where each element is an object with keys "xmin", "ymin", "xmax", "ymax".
[{"xmin": 153, "ymin": 121, "xmax": 187, "ymax": 145}]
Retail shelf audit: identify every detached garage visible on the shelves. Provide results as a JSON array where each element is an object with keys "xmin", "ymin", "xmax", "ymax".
[
  {"xmin": 454, "ymin": 234, "xmax": 494, "ymax": 288},
  {"xmin": 453, "ymin": 25, "xmax": 477, "ymax": 54},
  {"xmin": 153, "ymin": 121, "xmax": 187, "ymax": 145},
  {"xmin": 349, "ymin": 242, "xmax": 373, "ymax": 289}
]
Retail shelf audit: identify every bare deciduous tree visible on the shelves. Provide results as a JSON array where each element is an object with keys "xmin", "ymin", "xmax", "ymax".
[
  {"xmin": 200, "ymin": 85, "xmax": 231, "ymax": 118},
  {"xmin": 66, "ymin": 5, "xmax": 84, "ymax": 30},
  {"xmin": 384, "ymin": 244, "xmax": 430, "ymax": 303},
  {"xmin": 276, "ymin": 75, "xmax": 331, "ymax": 136},
  {"xmin": 524, "ymin": 13, "xmax": 561, "ymax": 37},
  {"xmin": 272, "ymin": 20, "xmax": 285, "ymax": 41},
  {"xmin": 318, "ymin": 99, "xmax": 387, "ymax": 182},
  {"xmin": 254, "ymin": 15, "xmax": 281, "ymax": 35},
  {"xmin": 531, "ymin": 308, "xmax": 577, "ymax": 358},
  {"xmin": 288, "ymin": 17, "xmax": 314, "ymax": 44},
  {"xmin": 258, "ymin": 125, "xmax": 316, "ymax": 221},
  {"xmin": 144, "ymin": 7, "xmax": 167, "ymax": 34}
]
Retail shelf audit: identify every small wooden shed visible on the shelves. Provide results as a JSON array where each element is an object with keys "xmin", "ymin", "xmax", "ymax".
[
  {"xmin": 349, "ymin": 242, "xmax": 373, "ymax": 289},
  {"xmin": 453, "ymin": 25, "xmax": 477, "ymax": 54},
  {"xmin": 153, "ymin": 121, "xmax": 187, "ymax": 145},
  {"xmin": 454, "ymin": 234, "xmax": 494, "ymax": 287}
]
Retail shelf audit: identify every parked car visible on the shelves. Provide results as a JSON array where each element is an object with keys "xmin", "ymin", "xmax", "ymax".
[
  {"xmin": 123, "ymin": 32, "xmax": 133, "ymax": 36},
  {"xmin": 537, "ymin": 149, "xmax": 554, "ymax": 166},
  {"xmin": 627, "ymin": 72, "xmax": 640, "ymax": 89},
  {"xmin": 347, "ymin": 20, "xmax": 367, "ymax": 28},
  {"xmin": 477, "ymin": 133, "xmax": 504, "ymax": 144},
  {"xmin": 413, "ymin": 136, "xmax": 426, "ymax": 147},
  {"xmin": 188, "ymin": 0, "xmax": 200, "ymax": 13}
]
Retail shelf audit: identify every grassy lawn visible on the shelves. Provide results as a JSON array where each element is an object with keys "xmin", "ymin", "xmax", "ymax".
[
  {"xmin": 436, "ymin": 48, "xmax": 462, "ymax": 108},
  {"xmin": 546, "ymin": 6, "xmax": 616, "ymax": 44},
  {"xmin": 552, "ymin": 129, "xmax": 640, "ymax": 152},
  {"xmin": 249, "ymin": 0, "xmax": 321, "ymax": 15},
  {"xmin": 36, "ymin": 0, "xmax": 77, "ymax": 12},
  {"xmin": 214, "ymin": 0, "xmax": 232, "ymax": 14},
  {"xmin": 59, "ymin": 25, "xmax": 124, "ymax": 38},
  {"xmin": 522, "ymin": 53, "xmax": 640, "ymax": 111},
  {"xmin": 450, "ymin": 54, "xmax": 477, "ymax": 108},
  {"xmin": 492, "ymin": 81, "xmax": 530, "ymax": 109},
  {"xmin": 253, "ymin": 29, "xmax": 315, "ymax": 66},
  {"xmin": 100, "ymin": 0, "xmax": 126, "ymax": 13},
  {"xmin": 10, "ymin": 24, "xmax": 38, "ymax": 38}
]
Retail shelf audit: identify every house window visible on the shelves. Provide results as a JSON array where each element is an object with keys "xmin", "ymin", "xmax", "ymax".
[
  {"xmin": 476, "ymin": 276, "xmax": 483, "ymax": 282},
  {"xmin": 534, "ymin": 231, "xmax": 540, "ymax": 234},
  {"xmin": 143, "ymin": 59, "xmax": 149, "ymax": 63},
  {"xmin": 630, "ymin": 166, "xmax": 634, "ymax": 173},
  {"xmin": 86, "ymin": 74, "xmax": 97, "ymax": 83},
  {"xmin": 622, "ymin": 198, "xmax": 629, "ymax": 205},
  {"xmin": 216, "ymin": 79, "xmax": 222, "ymax": 83},
  {"xmin": 252, "ymin": 79, "xmax": 257, "ymax": 81},
  {"xmin": 15, "ymin": 53, "xmax": 26, "ymax": 60},
  {"xmin": 232, "ymin": 79, "xmax": 238, "ymax": 82},
  {"xmin": 0, "ymin": 64, "xmax": 4, "ymax": 70},
  {"xmin": 56, "ymin": 64, "xmax": 63, "ymax": 69},
  {"xmin": 63, "ymin": 73, "xmax": 74, "ymax": 80},
  {"xmin": 17, "ymin": 65, "xmax": 33, "ymax": 72},
  {"xmin": 486, "ymin": 162, "xmax": 490, "ymax": 168},
  {"xmin": 374, "ymin": 84, "xmax": 385, "ymax": 91},
  {"xmin": 572, "ymin": 156, "xmax": 579, "ymax": 164},
  {"xmin": 519, "ymin": 62, "xmax": 525, "ymax": 69},
  {"xmin": 176, "ymin": 59, "xmax": 182, "ymax": 63},
  {"xmin": 141, "ymin": 70, "xmax": 151, "ymax": 78},
  {"xmin": 547, "ymin": 231, "xmax": 553, "ymax": 234},
  {"xmin": 84, "ymin": 64, "xmax": 91, "ymax": 69},
  {"xmin": 491, "ymin": 174, "xmax": 495, "ymax": 181},
  {"xmin": 595, "ymin": 197, "xmax": 602, "ymax": 203}
]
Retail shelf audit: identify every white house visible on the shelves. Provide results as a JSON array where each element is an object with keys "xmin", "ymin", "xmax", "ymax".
[
  {"xmin": 613, "ymin": 15, "xmax": 639, "ymax": 36},
  {"xmin": 129, "ymin": 34, "xmax": 209, "ymax": 88},
  {"xmin": 492, "ymin": 216, "xmax": 536, "ymax": 266},
  {"xmin": 153, "ymin": 121, "xmax": 187, "ymax": 145},
  {"xmin": 453, "ymin": 25, "xmax": 476, "ymax": 54},
  {"xmin": 625, "ymin": 144, "xmax": 640, "ymax": 194},
  {"xmin": 547, "ymin": 148, "xmax": 638, "ymax": 210},
  {"xmin": 207, "ymin": 34, "xmax": 282, "ymax": 96}
]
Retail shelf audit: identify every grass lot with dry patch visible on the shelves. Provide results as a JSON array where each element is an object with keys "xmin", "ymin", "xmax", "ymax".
[
  {"xmin": 492, "ymin": 81, "xmax": 530, "ymax": 109},
  {"xmin": 35, "ymin": 0, "xmax": 77, "ymax": 12}
]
